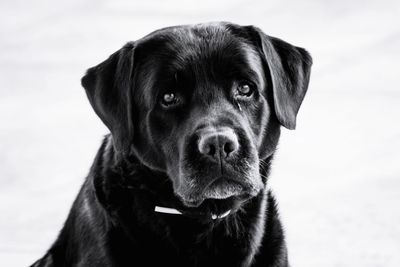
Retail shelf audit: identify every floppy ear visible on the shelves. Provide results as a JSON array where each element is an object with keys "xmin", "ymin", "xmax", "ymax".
[
  {"xmin": 81, "ymin": 42, "xmax": 135, "ymax": 156},
  {"xmin": 247, "ymin": 27, "xmax": 312, "ymax": 129}
]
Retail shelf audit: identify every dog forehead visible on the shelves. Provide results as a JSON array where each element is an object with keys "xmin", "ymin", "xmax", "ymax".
[
  {"xmin": 135, "ymin": 23, "xmax": 264, "ymax": 106},
  {"xmin": 142, "ymin": 22, "xmax": 229, "ymax": 44},
  {"xmin": 138, "ymin": 23, "xmax": 250, "ymax": 61}
]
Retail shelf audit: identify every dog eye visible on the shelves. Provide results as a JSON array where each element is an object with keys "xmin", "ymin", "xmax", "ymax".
[
  {"xmin": 161, "ymin": 92, "xmax": 179, "ymax": 107},
  {"xmin": 235, "ymin": 82, "xmax": 254, "ymax": 97}
]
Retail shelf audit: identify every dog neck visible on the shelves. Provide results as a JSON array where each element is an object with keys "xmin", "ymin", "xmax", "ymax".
[{"xmin": 84, "ymin": 135, "xmax": 287, "ymax": 266}]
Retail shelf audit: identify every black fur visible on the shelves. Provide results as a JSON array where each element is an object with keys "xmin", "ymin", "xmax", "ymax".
[{"xmin": 31, "ymin": 22, "xmax": 312, "ymax": 267}]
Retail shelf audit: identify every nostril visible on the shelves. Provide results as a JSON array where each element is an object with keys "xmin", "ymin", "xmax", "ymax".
[
  {"xmin": 223, "ymin": 139, "xmax": 238, "ymax": 158},
  {"xmin": 206, "ymin": 143, "xmax": 216, "ymax": 157},
  {"xmin": 223, "ymin": 142, "xmax": 235, "ymax": 156}
]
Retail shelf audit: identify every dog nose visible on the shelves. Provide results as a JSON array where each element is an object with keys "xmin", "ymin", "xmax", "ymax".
[{"xmin": 198, "ymin": 128, "xmax": 239, "ymax": 160}]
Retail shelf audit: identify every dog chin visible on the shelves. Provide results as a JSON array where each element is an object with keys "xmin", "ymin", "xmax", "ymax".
[
  {"xmin": 178, "ymin": 183, "xmax": 256, "ymax": 209},
  {"xmin": 203, "ymin": 179, "xmax": 244, "ymax": 199}
]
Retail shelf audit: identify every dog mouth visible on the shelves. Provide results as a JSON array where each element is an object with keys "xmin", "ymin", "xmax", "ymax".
[
  {"xmin": 203, "ymin": 178, "xmax": 244, "ymax": 199},
  {"xmin": 190, "ymin": 179, "xmax": 247, "ymax": 204},
  {"xmin": 179, "ymin": 178, "xmax": 247, "ymax": 207},
  {"xmin": 174, "ymin": 177, "xmax": 258, "ymax": 220}
]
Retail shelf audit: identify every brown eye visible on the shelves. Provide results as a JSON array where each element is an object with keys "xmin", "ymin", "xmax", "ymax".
[
  {"xmin": 161, "ymin": 92, "xmax": 179, "ymax": 107},
  {"xmin": 236, "ymin": 82, "xmax": 254, "ymax": 97}
]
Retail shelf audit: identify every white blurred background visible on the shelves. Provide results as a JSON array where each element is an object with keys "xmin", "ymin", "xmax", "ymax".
[{"xmin": 1, "ymin": 0, "xmax": 399, "ymax": 266}]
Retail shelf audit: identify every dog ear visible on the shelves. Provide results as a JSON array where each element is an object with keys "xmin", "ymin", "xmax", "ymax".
[
  {"xmin": 81, "ymin": 42, "xmax": 135, "ymax": 156},
  {"xmin": 246, "ymin": 27, "xmax": 312, "ymax": 129}
]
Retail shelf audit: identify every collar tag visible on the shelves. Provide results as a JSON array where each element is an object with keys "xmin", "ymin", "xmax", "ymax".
[{"xmin": 211, "ymin": 209, "xmax": 231, "ymax": 220}]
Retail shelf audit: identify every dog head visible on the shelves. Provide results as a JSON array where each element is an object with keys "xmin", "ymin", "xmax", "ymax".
[{"xmin": 81, "ymin": 22, "xmax": 312, "ymax": 212}]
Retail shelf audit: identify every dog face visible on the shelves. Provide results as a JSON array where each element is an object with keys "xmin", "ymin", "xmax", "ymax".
[{"xmin": 82, "ymin": 23, "xmax": 312, "ymax": 211}]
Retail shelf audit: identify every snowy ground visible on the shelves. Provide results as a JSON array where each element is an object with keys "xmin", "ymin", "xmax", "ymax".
[{"xmin": 1, "ymin": 0, "xmax": 399, "ymax": 266}]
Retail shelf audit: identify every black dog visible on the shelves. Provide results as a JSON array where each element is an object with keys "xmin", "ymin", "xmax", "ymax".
[{"xmin": 31, "ymin": 22, "xmax": 312, "ymax": 267}]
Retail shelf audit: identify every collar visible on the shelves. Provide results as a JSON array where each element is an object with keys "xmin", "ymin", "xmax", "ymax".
[{"xmin": 154, "ymin": 205, "xmax": 231, "ymax": 220}]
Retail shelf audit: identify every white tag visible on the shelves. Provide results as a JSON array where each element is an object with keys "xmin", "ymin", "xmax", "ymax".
[{"xmin": 211, "ymin": 209, "xmax": 231, "ymax": 220}]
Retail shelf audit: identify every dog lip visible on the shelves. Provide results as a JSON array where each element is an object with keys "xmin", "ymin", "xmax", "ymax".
[
  {"xmin": 176, "ymin": 194, "xmax": 205, "ymax": 208},
  {"xmin": 182, "ymin": 199, "xmax": 204, "ymax": 208},
  {"xmin": 202, "ymin": 178, "xmax": 244, "ymax": 199},
  {"xmin": 178, "ymin": 177, "xmax": 252, "ymax": 207}
]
